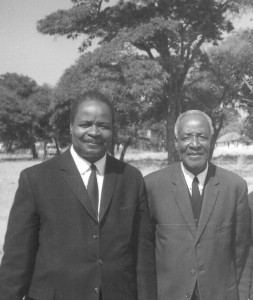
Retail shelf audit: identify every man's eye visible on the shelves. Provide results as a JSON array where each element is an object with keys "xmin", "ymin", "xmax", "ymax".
[
  {"xmin": 79, "ymin": 123, "xmax": 91, "ymax": 128},
  {"xmin": 181, "ymin": 136, "xmax": 191, "ymax": 141},
  {"xmin": 199, "ymin": 136, "xmax": 208, "ymax": 140},
  {"xmin": 98, "ymin": 124, "xmax": 111, "ymax": 130}
]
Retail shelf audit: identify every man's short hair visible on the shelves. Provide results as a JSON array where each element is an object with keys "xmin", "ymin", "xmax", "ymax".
[
  {"xmin": 174, "ymin": 110, "xmax": 214, "ymax": 138},
  {"xmin": 70, "ymin": 90, "xmax": 115, "ymax": 125}
]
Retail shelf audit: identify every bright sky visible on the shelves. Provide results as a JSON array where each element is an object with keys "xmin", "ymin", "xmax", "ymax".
[
  {"xmin": 0, "ymin": 0, "xmax": 82, "ymax": 86},
  {"xmin": 0, "ymin": 1, "xmax": 253, "ymax": 87}
]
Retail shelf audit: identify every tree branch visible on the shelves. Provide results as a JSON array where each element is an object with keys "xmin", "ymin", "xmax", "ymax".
[
  {"xmin": 97, "ymin": 0, "xmax": 103, "ymax": 14},
  {"xmin": 131, "ymin": 42, "xmax": 155, "ymax": 59}
]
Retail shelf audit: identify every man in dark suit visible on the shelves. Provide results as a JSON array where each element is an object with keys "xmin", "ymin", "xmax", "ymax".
[
  {"xmin": 239, "ymin": 191, "xmax": 253, "ymax": 300},
  {"xmin": 0, "ymin": 91, "xmax": 157, "ymax": 300},
  {"xmin": 145, "ymin": 110, "xmax": 250, "ymax": 300}
]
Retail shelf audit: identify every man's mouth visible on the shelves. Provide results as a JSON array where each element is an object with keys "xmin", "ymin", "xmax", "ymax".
[
  {"xmin": 188, "ymin": 152, "xmax": 203, "ymax": 157},
  {"xmin": 87, "ymin": 143, "xmax": 101, "ymax": 147},
  {"xmin": 85, "ymin": 139, "xmax": 100, "ymax": 145}
]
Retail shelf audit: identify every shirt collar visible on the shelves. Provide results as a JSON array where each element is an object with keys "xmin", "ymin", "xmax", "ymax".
[
  {"xmin": 181, "ymin": 161, "xmax": 209, "ymax": 188},
  {"xmin": 70, "ymin": 145, "xmax": 106, "ymax": 175}
]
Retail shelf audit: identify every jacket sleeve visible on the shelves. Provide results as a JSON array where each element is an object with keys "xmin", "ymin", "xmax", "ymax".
[
  {"xmin": 235, "ymin": 180, "xmax": 251, "ymax": 282},
  {"xmin": 238, "ymin": 192, "xmax": 253, "ymax": 299},
  {"xmin": 134, "ymin": 174, "xmax": 158, "ymax": 300},
  {"xmin": 238, "ymin": 247, "xmax": 253, "ymax": 300},
  {"xmin": 0, "ymin": 170, "xmax": 40, "ymax": 299}
]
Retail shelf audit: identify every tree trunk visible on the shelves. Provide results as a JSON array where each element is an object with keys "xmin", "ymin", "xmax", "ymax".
[
  {"xmin": 53, "ymin": 136, "xmax": 61, "ymax": 155},
  {"xmin": 109, "ymin": 136, "xmax": 115, "ymax": 157},
  {"xmin": 164, "ymin": 76, "xmax": 184, "ymax": 164},
  {"xmin": 166, "ymin": 93, "xmax": 179, "ymax": 164},
  {"xmin": 209, "ymin": 116, "xmax": 224, "ymax": 159},
  {"xmin": 166, "ymin": 112, "xmax": 176, "ymax": 164},
  {"xmin": 31, "ymin": 142, "xmax": 38, "ymax": 159},
  {"xmin": 6, "ymin": 141, "xmax": 13, "ymax": 153},
  {"xmin": 209, "ymin": 136, "xmax": 217, "ymax": 160},
  {"xmin": 43, "ymin": 141, "xmax": 48, "ymax": 159},
  {"xmin": 120, "ymin": 137, "xmax": 132, "ymax": 161}
]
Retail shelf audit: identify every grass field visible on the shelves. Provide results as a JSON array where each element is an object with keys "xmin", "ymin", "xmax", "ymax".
[{"xmin": 1, "ymin": 147, "xmax": 253, "ymax": 261}]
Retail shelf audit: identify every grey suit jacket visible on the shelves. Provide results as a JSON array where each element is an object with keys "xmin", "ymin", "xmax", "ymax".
[
  {"xmin": 239, "ymin": 191, "xmax": 253, "ymax": 300},
  {"xmin": 145, "ymin": 162, "xmax": 250, "ymax": 300}
]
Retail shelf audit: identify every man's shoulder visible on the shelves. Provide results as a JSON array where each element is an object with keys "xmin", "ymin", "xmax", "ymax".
[
  {"xmin": 106, "ymin": 155, "xmax": 142, "ymax": 176},
  {"xmin": 144, "ymin": 162, "xmax": 179, "ymax": 183},
  {"xmin": 248, "ymin": 191, "xmax": 253, "ymax": 202},
  {"xmin": 247, "ymin": 192, "xmax": 253, "ymax": 213},
  {"xmin": 22, "ymin": 152, "xmax": 63, "ymax": 175},
  {"xmin": 212, "ymin": 163, "xmax": 246, "ymax": 185}
]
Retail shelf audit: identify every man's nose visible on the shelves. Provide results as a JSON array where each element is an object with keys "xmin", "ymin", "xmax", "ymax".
[
  {"xmin": 190, "ymin": 136, "xmax": 201, "ymax": 148},
  {"xmin": 88, "ymin": 125, "xmax": 100, "ymax": 135}
]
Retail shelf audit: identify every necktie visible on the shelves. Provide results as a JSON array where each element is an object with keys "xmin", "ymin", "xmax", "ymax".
[
  {"xmin": 87, "ymin": 164, "xmax": 99, "ymax": 215},
  {"xmin": 191, "ymin": 176, "xmax": 202, "ymax": 223}
]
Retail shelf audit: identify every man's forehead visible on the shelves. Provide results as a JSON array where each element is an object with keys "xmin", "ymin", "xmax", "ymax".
[
  {"xmin": 178, "ymin": 115, "xmax": 210, "ymax": 133},
  {"xmin": 181, "ymin": 113, "xmax": 206, "ymax": 122},
  {"xmin": 180, "ymin": 115, "xmax": 208, "ymax": 125}
]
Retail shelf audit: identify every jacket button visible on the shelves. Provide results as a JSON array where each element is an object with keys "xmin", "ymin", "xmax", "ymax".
[
  {"xmin": 93, "ymin": 234, "xmax": 98, "ymax": 239},
  {"xmin": 97, "ymin": 259, "xmax": 103, "ymax": 265},
  {"xmin": 94, "ymin": 287, "xmax": 99, "ymax": 294},
  {"xmin": 185, "ymin": 293, "xmax": 191, "ymax": 298},
  {"xmin": 190, "ymin": 268, "xmax": 196, "ymax": 275}
]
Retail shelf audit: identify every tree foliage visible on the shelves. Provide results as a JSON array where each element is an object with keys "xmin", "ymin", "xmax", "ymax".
[
  {"xmin": 0, "ymin": 73, "xmax": 55, "ymax": 158},
  {"xmin": 183, "ymin": 29, "xmax": 253, "ymax": 155},
  {"xmin": 37, "ymin": 0, "xmax": 253, "ymax": 162},
  {"xmin": 0, "ymin": 85, "xmax": 21, "ymax": 152},
  {"xmin": 53, "ymin": 46, "xmax": 167, "ymax": 157},
  {"xmin": 0, "ymin": 73, "xmax": 37, "ymax": 98},
  {"xmin": 29, "ymin": 85, "xmax": 55, "ymax": 147}
]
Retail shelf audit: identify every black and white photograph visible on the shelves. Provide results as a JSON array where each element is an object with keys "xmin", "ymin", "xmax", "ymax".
[{"xmin": 0, "ymin": 1, "xmax": 253, "ymax": 299}]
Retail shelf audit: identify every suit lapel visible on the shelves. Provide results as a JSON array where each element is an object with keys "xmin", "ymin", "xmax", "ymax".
[
  {"xmin": 59, "ymin": 149, "xmax": 98, "ymax": 222},
  {"xmin": 99, "ymin": 155, "xmax": 118, "ymax": 222},
  {"xmin": 196, "ymin": 164, "xmax": 219, "ymax": 241},
  {"xmin": 171, "ymin": 164, "xmax": 197, "ymax": 237}
]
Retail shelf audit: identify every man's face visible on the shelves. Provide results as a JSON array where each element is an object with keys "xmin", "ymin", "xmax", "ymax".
[
  {"xmin": 175, "ymin": 114, "xmax": 212, "ymax": 175},
  {"xmin": 70, "ymin": 99, "xmax": 113, "ymax": 163}
]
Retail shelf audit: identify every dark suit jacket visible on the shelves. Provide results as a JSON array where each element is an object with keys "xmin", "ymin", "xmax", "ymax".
[
  {"xmin": 239, "ymin": 191, "xmax": 253, "ymax": 300},
  {"xmin": 0, "ymin": 150, "xmax": 157, "ymax": 300},
  {"xmin": 145, "ymin": 162, "xmax": 250, "ymax": 300}
]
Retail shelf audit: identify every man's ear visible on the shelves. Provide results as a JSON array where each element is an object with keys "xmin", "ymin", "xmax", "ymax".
[
  {"xmin": 210, "ymin": 134, "xmax": 215, "ymax": 150},
  {"xmin": 174, "ymin": 136, "xmax": 178, "ymax": 150}
]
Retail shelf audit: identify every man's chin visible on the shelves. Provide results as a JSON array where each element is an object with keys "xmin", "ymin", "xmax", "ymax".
[
  {"xmin": 184, "ymin": 160, "xmax": 207, "ymax": 174},
  {"xmin": 80, "ymin": 150, "xmax": 106, "ymax": 162}
]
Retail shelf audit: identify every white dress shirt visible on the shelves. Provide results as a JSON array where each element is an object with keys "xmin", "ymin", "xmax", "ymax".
[
  {"xmin": 180, "ymin": 162, "xmax": 208, "ymax": 196},
  {"xmin": 70, "ymin": 146, "xmax": 106, "ymax": 214}
]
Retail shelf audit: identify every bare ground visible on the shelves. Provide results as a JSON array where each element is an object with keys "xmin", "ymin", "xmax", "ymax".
[{"xmin": 1, "ymin": 154, "xmax": 253, "ymax": 260}]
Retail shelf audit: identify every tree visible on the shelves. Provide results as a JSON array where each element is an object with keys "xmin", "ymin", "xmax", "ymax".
[
  {"xmin": 0, "ymin": 73, "xmax": 40, "ymax": 157},
  {"xmin": 37, "ymin": 0, "xmax": 253, "ymax": 163},
  {"xmin": 244, "ymin": 108, "xmax": 253, "ymax": 140},
  {"xmin": 0, "ymin": 73, "xmax": 37, "ymax": 98},
  {"xmin": 219, "ymin": 110, "xmax": 244, "ymax": 136},
  {"xmin": 0, "ymin": 73, "xmax": 55, "ymax": 158},
  {"xmin": 0, "ymin": 85, "xmax": 21, "ymax": 152},
  {"xmin": 28, "ymin": 85, "xmax": 56, "ymax": 157},
  {"xmin": 181, "ymin": 28, "xmax": 253, "ymax": 156},
  {"xmin": 51, "ymin": 46, "xmax": 167, "ymax": 159}
]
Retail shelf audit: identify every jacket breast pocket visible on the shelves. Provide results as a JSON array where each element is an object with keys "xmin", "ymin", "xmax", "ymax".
[
  {"xmin": 27, "ymin": 285, "xmax": 54, "ymax": 300},
  {"xmin": 215, "ymin": 224, "xmax": 232, "ymax": 235}
]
